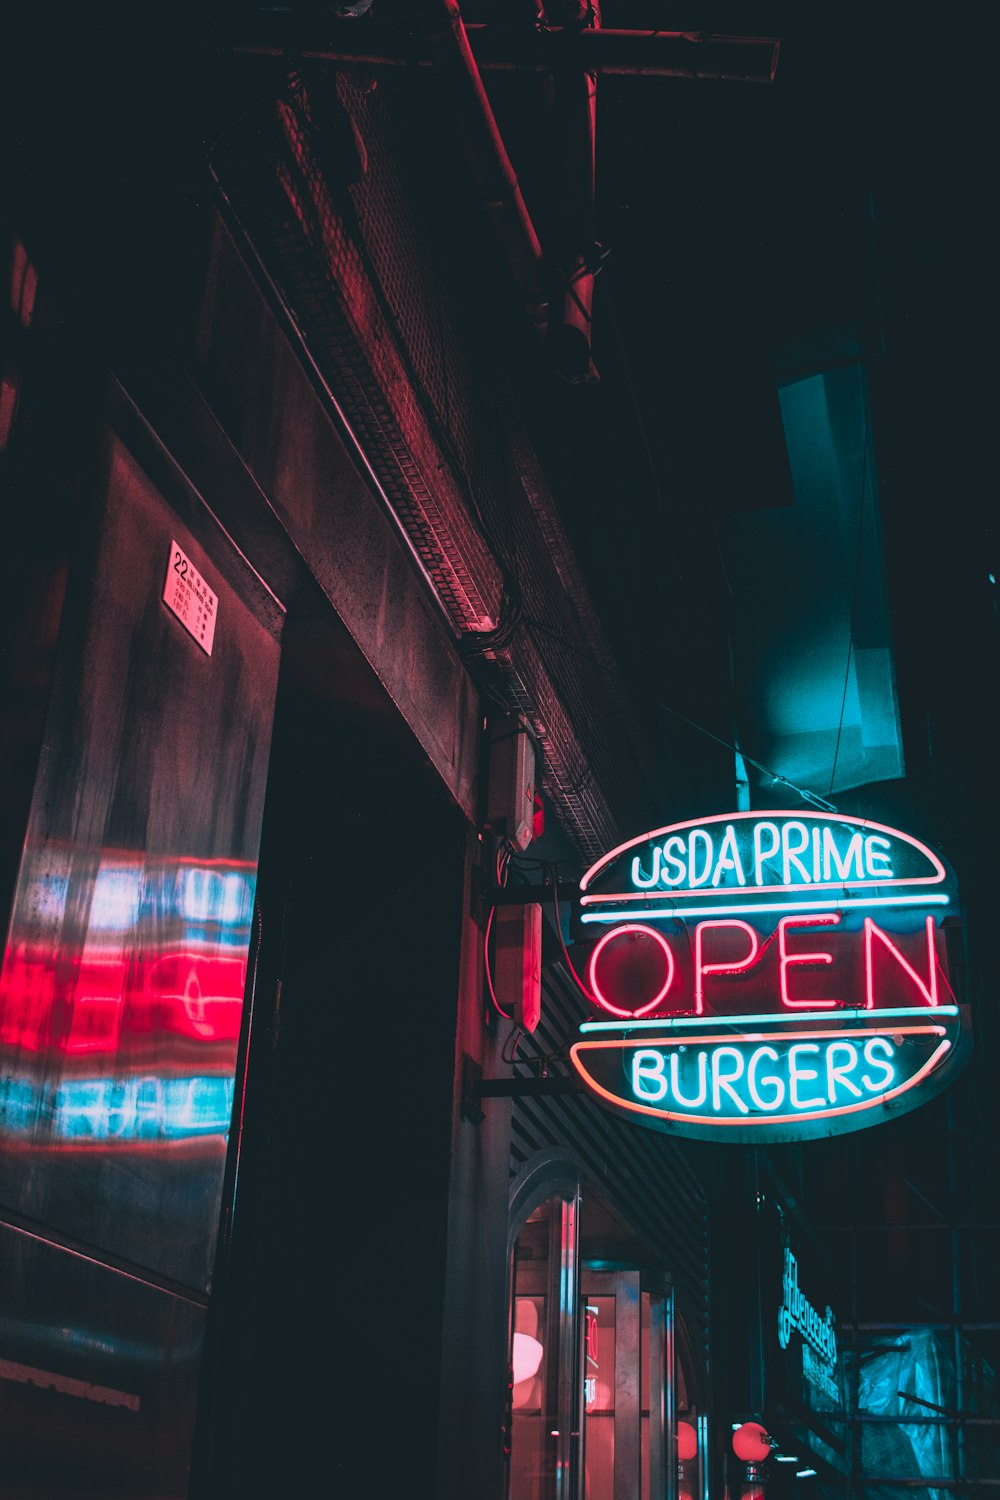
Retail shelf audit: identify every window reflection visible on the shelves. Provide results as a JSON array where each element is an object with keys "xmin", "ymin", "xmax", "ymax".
[{"xmin": 0, "ymin": 847, "xmax": 255, "ymax": 1147}]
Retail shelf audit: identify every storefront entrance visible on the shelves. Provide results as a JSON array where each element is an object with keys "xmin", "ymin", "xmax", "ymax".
[
  {"xmin": 579, "ymin": 1269, "xmax": 672, "ymax": 1500},
  {"xmin": 507, "ymin": 1178, "xmax": 699, "ymax": 1500}
]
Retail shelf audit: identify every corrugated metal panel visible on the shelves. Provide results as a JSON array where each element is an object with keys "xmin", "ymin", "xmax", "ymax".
[{"xmin": 511, "ymin": 963, "xmax": 711, "ymax": 1364}]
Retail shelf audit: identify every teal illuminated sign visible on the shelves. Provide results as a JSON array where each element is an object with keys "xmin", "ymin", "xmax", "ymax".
[
  {"xmin": 568, "ymin": 812, "xmax": 969, "ymax": 1142},
  {"xmin": 778, "ymin": 1247, "xmax": 838, "ymax": 1403},
  {"xmin": 580, "ymin": 810, "xmax": 947, "ymax": 910}
]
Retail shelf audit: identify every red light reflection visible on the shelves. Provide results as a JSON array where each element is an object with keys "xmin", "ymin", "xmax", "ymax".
[{"xmin": 0, "ymin": 848, "xmax": 256, "ymax": 1147}]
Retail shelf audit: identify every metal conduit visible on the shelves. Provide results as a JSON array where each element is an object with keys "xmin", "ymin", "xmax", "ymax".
[
  {"xmin": 226, "ymin": 23, "xmax": 781, "ymax": 85},
  {"xmin": 431, "ymin": 0, "xmax": 549, "ymax": 336},
  {"xmin": 544, "ymin": 0, "xmax": 600, "ymax": 384}
]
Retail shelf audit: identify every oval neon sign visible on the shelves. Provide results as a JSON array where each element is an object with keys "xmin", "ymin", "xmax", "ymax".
[{"xmin": 569, "ymin": 810, "xmax": 968, "ymax": 1141}]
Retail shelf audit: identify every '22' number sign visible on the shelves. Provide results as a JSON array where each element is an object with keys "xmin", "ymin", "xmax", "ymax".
[{"xmin": 162, "ymin": 540, "xmax": 218, "ymax": 657}]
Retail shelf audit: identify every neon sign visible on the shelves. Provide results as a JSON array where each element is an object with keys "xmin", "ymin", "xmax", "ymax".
[
  {"xmin": 778, "ymin": 1248, "xmax": 836, "ymax": 1369},
  {"xmin": 778, "ymin": 1247, "xmax": 839, "ymax": 1405},
  {"xmin": 568, "ymin": 812, "xmax": 969, "ymax": 1142},
  {"xmin": 580, "ymin": 811, "xmax": 946, "ymax": 904}
]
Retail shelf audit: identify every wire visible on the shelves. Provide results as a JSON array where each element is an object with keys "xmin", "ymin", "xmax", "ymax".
[
  {"xmin": 829, "ymin": 392, "xmax": 873, "ymax": 795},
  {"xmin": 502, "ymin": 1025, "xmax": 525, "ymax": 1064},
  {"xmin": 287, "ymin": 77, "xmax": 847, "ymax": 817},
  {"xmin": 934, "ymin": 953, "xmax": 959, "ymax": 1007},
  {"xmin": 285, "ymin": 81, "xmax": 832, "ymax": 812},
  {"xmin": 551, "ymin": 871, "xmax": 598, "ymax": 1004},
  {"xmin": 523, "ymin": 612, "xmax": 838, "ymax": 813},
  {"xmin": 484, "ymin": 843, "xmax": 519, "ymax": 1021},
  {"xmin": 279, "ymin": 82, "xmax": 847, "ymax": 815},
  {"xmin": 483, "ymin": 905, "xmax": 513, "ymax": 1021}
]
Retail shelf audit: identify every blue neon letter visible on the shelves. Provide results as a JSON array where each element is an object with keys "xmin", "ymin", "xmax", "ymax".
[
  {"xmin": 753, "ymin": 821, "xmax": 780, "ymax": 886},
  {"xmin": 632, "ymin": 1050, "xmax": 668, "ymax": 1101},
  {"xmin": 669, "ymin": 1050, "xmax": 708, "ymax": 1108},
  {"xmin": 825, "ymin": 1041, "xmax": 862, "ymax": 1101},
  {"xmin": 711, "ymin": 1047, "xmax": 749, "ymax": 1114},
  {"xmin": 747, "ymin": 1046, "xmax": 785, "ymax": 1111},
  {"xmin": 861, "ymin": 1037, "xmax": 896, "ymax": 1093},
  {"xmin": 631, "ymin": 846, "xmax": 662, "ymax": 889},
  {"xmin": 788, "ymin": 1043, "xmax": 825, "ymax": 1110}
]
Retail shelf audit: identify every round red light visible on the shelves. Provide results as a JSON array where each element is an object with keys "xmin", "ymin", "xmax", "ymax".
[
  {"xmin": 732, "ymin": 1422, "xmax": 771, "ymax": 1463},
  {"xmin": 677, "ymin": 1420, "xmax": 698, "ymax": 1462}
]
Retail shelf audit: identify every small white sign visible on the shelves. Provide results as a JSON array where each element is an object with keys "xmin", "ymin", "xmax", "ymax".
[{"xmin": 162, "ymin": 540, "xmax": 218, "ymax": 656}]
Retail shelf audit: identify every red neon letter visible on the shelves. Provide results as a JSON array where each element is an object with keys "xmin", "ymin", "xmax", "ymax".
[
  {"xmin": 588, "ymin": 924, "xmax": 676, "ymax": 1018},
  {"xmin": 779, "ymin": 914, "xmax": 841, "ymax": 1009},
  {"xmin": 694, "ymin": 921, "xmax": 760, "ymax": 1015},
  {"xmin": 865, "ymin": 915, "xmax": 939, "ymax": 1009}
]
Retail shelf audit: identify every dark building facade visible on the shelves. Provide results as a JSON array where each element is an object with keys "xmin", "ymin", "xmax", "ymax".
[
  {"xmin": 1, "ymin": 7, "xmax": 997, "ymax": 1500},
  {"xmin": 0, "ymin": 14, "xmax": 720, "ymax": 1497}
]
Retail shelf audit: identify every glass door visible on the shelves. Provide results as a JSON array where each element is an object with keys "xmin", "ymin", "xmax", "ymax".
[
  {"xmin": 581, "ymin": 1269, "xmax": 676, "ymax": 1500},
  {"xmin": 508, "ymin": 1193, "xmax": 582, "ymax": 1500}
]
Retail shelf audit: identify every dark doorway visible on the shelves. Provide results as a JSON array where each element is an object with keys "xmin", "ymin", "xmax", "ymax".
[{"xmin": 194, "ymin": 604, "xmax": 468, "ymax": 1496}]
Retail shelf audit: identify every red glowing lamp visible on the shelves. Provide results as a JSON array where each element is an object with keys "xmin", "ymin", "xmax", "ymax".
[
  {"xmin": 677, "ymin": 1420, "xmax": 698, "ymax": 1462},
  {"xmin": 732, "ymin": 1422, "xmax": 771, "ymax": 1463}
]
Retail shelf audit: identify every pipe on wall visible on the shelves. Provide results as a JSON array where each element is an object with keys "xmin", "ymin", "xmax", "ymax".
[
  {"xmin": 432, "ymin": 0, "xmax": 549, "ymax": 337},
  {"xmin": 544, "ymin": 1, "xmax": 600, "ymax": 383},
  {"xmin": 228, "ymin": 25, "xmax": 781, "ymax": 85},
  {"xmin": 226, "ymin": 14, "xmax": 779, "ymax": 364}
]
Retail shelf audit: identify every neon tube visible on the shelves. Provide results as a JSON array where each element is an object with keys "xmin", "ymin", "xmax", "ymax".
[
  {"xmin": 569, "ymin": 1037, "xmax": 953, "ymax": 1129},
  {"xmin": 580, "ymin": 1025, "xmax": 946, "ymax": 1046},
  {"xmin": 779, "ymin": 913, "xmax": 840, "ymax": 1008},
  {"xmin": 865, "ymin": 914, "xmax": 939, "ymax": 1008},
  {"xmin": 580, "ymin": 894, "xmax": 949, "ymax": 922},
  {"xmin": 578, "ymin": 1005, "xmax": 959, "ymax": 1033},
  {"xmin": 579, "ymin": 809, "xmax": 948, "ymax": 891},
  {"xmin": 587, "ymin": 923, "xmax": 675, "ymax": 1018},
  {"xmin": 694, "ymin": 920, "xmax": 760, "ymax": 1013},
  {"xmin": 579, "ymin": 887, "xmax": 950, "ymax": 906}
]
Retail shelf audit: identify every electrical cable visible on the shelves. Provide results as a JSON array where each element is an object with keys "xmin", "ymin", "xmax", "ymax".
[
  {"xmin": 502, "ymin": 1024, "xmax": 525, "ymax": 1063},
  {"xmin": 283, "ymin": 71, "xmax": 847, "ymax": 817},
  {"xmin": 285, "ymin": 78, "xmax": 829, "ymax": 809},
  {"xmin": 934, "ymin": 953, "xmax": 959, "ymax": 1007},
  {"xmin": 483, "ymin": 904, "xmax": 512, "ymax": 1021},
  {"xmin": 829, "ymin": 395, "xmax": 873, "ymax": 795},
  {"xmin": 551, "ymin": 870, "xmax": 598, "ymax": 1003},
  {"xmin": 484, "ymin": 842, "xmax": 518, "ymax": 1021},
  {"xmin": 523, "ymin": 612, "xmax": 837, "ymax": 812},
  {"xmin": 285, "ymin": 66, "xmax": 530, "ymax": 625}
]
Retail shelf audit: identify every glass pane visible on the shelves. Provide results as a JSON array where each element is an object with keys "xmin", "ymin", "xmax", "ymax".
[
  {"xmin": 643, "ymin": 1292, "xmax": 670, "ymax": 1500},
  {"xmin": 678, "ymin": 1324, "xmax": 702, "ymax": 1500},
  {"xmin": 676, "ymin": 1411, "xmax": 700, "ymax": 1500},
  {"xmin": 583, "ymin": 1294, "xmax": 616, "ymax": 1499},
  {"xmin": 641, "ymin": 1293, "xmax": 651, "ymax": 1500},
  {"xmin": 510, "ymin": 1204, "xmax": 554, "ymax": 1500}
]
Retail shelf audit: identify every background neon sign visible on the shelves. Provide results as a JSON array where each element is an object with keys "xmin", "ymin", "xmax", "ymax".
[{"xmin": 569, "ymin": 812, "xmax": 968, "ymax": 1142}]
